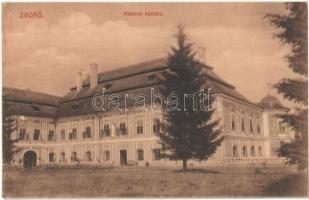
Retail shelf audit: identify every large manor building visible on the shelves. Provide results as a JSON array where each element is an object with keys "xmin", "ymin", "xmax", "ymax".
[{"xmin": 3, "ymin": 58, "xmax": 293, "ymax": 168}]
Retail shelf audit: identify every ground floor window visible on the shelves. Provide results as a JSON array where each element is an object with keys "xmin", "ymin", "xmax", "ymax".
[
  {"xmin": 243, "ymin": 146, "xmax": 247, "ymax": 157},
  {"xmin": 104, "ymin": 151, "xmax": 110, "ymax": 161},
  {"xmin": 60, "ymin": 152, "xmax": 65, "ymax": 162},
  {"xmin": 85, "ymin": 151, "xmax": 92, "ymax": 162},
  {"xmin": 137, "ymin": 149, "xmax": 144, "ymax": 161},
  {"xmin": 153, "ymin": 149, "xmax": 161, "ymax": 160},
  {"xmin": 49, "ymin": 152, "xmax": 55, "ymax": 163},
  {"xmin": 232, "ymin": 145, "xmax": 238, "ymax": 157},
  {"xmin": 251, "ymin": 146, "xmax": 255, "ymax": 157},
  {"xmin": 71, "ymin": 152, "xmax": 77, "ymax": 162}
]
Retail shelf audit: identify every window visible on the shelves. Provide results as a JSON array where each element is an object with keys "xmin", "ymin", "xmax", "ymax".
[
  {"xmin": 33, "ymin": 129, "xmax": 40, "ymax": 141},
  {"xmin": 232, "ymin": 145, "xmax": 238, "ymax": 157},
  {"xmin": 71, "ymin": 103, "xmax": 80, "ymax": 110},
  {"xmin": 243, "ymin": 146, "xmax": 247, "ymax": 157},
  {"xmin": 241, "ymin": 117, "xmax": 245, "ymax": 132},
  {"xmin": 136, "ymin": 120, "xmax": 143, "ymax": 134},
  {"xmin": 279, "ymin": 122, "xmax": 286, "ymax": 133},
  {"xmin": 85, "ymin": 151, "xmax": 92, "ymax": 162},
  {"xmin": 231, "ymin": 114, "xmax": 236, "ymax": 131},
  {"xmin": 257, "ymin": 124, "xmax": 261, "ymax": 135},
  {"xmin": 137, "ymin": 149, "xmax": 144, "ymax": 161},
  {"xmin": 249, "ymin": 119, "xmax": 253, "ymax": 133},
  {"xmin": 19, "ymin": 128, "xmax": 26, "ymax": 140},
  {"xmin": 104, "ymin": 151, "xmax": 110, "ymax": 161},
  {"xmin": 153, "ymin": 149, "xmax": 161, "ymax": 160},
  {"xmin": 61, "ymin": 129, "xmax": 65, "ymax": 140},
  {"xmin": 49, "ymin": 152, "xmax": 55, "ymax": 162},
  {"xmin": 119, "ymin": 123, "xmax": 127, "ymax": 136},
  {"xmin": 31, "ymin": 104, "xmax": 40, "ymax": 112},
  {"xmin": 71, "ymin": 152, "xmax": 77, "ymax": 162},
  {"xmin": 48, "ymin": 130, "xmax": 54, "ymax": 141},
  {"xmin": 60, "ymin": 152, "xmax": 65, "ymax": 162},
  {"xmin": 251, "ymin": 146, "xmax": 255, "ymax": 157},
  {"xmin": 147, "ymin": 74, "xmax": 156, "ymax": 81},
  {"xmin": 83, "ymin": 126, "xmax": 91, "ymax": 139},
  {"xmin": 153, "ymin": 119, "xmax": 160, "ymax": 135},
  {"xmin": 101, "ymin": 124, "xmax": 110, "ymax": 138},
  {"xmin": 258, "ymin": 146, "xmax": 263, "ymax": 157},
  {"xmin": 69, "ymin": 128, "xmax": 77, "ymax": 140}
]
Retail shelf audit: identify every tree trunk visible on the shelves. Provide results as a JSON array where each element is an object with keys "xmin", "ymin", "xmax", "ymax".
[{"xmin": 182, "ymin": 159, "xmax": 187, "ymax": 170}]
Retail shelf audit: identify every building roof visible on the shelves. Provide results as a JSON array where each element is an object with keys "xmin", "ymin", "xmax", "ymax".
[
  {"xmin": 256, "ymin": 95, "xmax": 288, "ymax": 110},
  {"xmin": 3, "ymin": 87, "xmax": 60, "ymax": 118},
  {"xmin": 3, "ymin": 58, "xmax": 254, "ymax": 118}
]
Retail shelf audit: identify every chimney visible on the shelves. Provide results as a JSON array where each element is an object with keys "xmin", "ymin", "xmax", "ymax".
[
  {"xmin": 89, "ymin": 63, "xmax": 98, "ymax": 89},
  {"xmin": 76, "ymin": 71, "xmax": 82, "ymax": 91}
]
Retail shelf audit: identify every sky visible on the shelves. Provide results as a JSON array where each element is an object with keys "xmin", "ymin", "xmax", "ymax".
[{"xmin": 2, "ymin": 3, "xmax": 297, "ymax": 107}]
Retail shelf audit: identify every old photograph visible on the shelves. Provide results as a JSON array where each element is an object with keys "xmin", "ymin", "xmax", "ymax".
[{"xmin": 2, "ymin": 2, "xmax": 308, "ymax": 197}]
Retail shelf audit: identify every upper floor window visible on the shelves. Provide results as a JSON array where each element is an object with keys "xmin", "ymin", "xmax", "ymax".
[
  {"xmin": 137, "ymin": 149, "xmax": 144, "ymax": 161},
  {"xmin": 119, "ymin": 123, "xmax": 127, "ymax": 136},
  {"xmin": 60, "ymin": 152, "xmax": 65, "ymax": 162},
  {"xmin": 230, "ymin": 113, "xmax": 236, "ymax": 131},
  {"xmin": 136, "ymin": 120, "xmax": 144, "ymax": 135},
  {"xmin": 241, "ymin": 117, "xmax": 245, "ymax": 132},
  {"xmin": 61, "ymin": 129, "xmax": 66, "ymax": 140},
  {"xmin": 33, "ymin": 129, "xmax": 40, "ymax": 141},
  {"xmin": 31, "ymin": 104, "xmax": 40, "ymax": 112},
  {"xmin": 257, "ymin": 124, "xmax": 261, "ymax": 135},
  {"xmin": 48, "ymin": 130, "xmax": 54, "ymax": 141},
  {"xmin": 19, "ymin": 128, "xmax": 26, "ymax": 140},
  {"xmin": 69, "ymin": 128, "xmax": 77, "ymax": 140},
  {"xmin": 249, "ymin": 119, "xmax": 253, "ymax": 133},
  {"xmin": 153, "ymin": 119, "xmax": 160, "ymax": 135},
  {"xmin": 101, "ymin": 124, "xmax": 110, "ymax": 138},
  {"xmin": 232, "ymin": 145, "xmax": 238, "ymax": 157},
  {"xmin": 279, "ymin": 122, "xmax": 286, "ymax": 133},
  {"xmin": 83, "ymin": 126, "xmax": 91, "ymax": 139}
]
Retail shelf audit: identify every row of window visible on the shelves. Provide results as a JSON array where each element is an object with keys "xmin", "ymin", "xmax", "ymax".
[
  {"xmin": 19, "ymin": 120, "xmax": 161, "ymax": 141},
  {"xmin": 230, "ymin": 114, "xmax": 261, "ymax": 135},
  {"xmin": 47, "ymin": 149, "xmax": 161, "ymax": 163},
  {"xmin": 232, "ymin": 145, "xmax": 263, "ymax": 158}
]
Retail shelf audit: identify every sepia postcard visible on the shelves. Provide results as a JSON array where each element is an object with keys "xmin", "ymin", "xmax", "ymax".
[{"xmin": 1, "ymin": 2, "xmax": 308, "ymax": 198}]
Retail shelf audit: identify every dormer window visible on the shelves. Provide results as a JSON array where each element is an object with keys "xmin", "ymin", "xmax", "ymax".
[
  {"xmin": 147, "ymin": 74, "xmax": 156, "ymax": 81},
  {"xmin": 104, "ymin": 83, "xmax": 112, "ymax": 89},
  {"xmin": 71, "ymin": 103, "xmax": 80, "ymax": 110},
  {"xmin": 31, "ymin": 104, "xmax": 40, "ymax": 112}
]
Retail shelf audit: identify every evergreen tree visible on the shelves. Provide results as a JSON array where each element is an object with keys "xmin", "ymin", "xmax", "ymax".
[
  {"xmin": 266, "ymin": 3, "xmax": 308, "ymax": 169},
  {"xmin": 2, "ymin": 101, "xmax": 19, "ymax": 165},
  {"xmin": 157, "ymin": 24, "xmax": 223, "ymax": 170}
]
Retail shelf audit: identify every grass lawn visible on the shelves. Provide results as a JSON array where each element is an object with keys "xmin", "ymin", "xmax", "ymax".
[{"xmin": 2, "ymin": 165, "xmax": 308, "ymax": 197}]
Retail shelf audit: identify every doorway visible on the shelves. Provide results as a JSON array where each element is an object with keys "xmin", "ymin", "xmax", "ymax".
[
  {"xmin": 120, "ymin": 150, "xmax": 127, "ymax": 165},
  {"xmin": 23, "ymin": 151, "xmax": 37, "ymax": 168}
]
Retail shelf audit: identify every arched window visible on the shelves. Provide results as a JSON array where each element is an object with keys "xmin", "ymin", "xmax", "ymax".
[
  {"xmin": 258, "ymin": 146, "xmax": 263, "ymax": 157},
  {"xmin": 85, "ymin": 151, "xmax": 92, "ymax": 162},
  {"xmin": 71, "ymin": 152, "xmax": 77, "ymax": 162},
  {"xmin": 243, "ymin": 146, "xmax": 247, "ymax": 157},
  {"xmin": 251, "ymin": 146, "xmax": 255, "ymax": 157},
  {"xmin": 137, "ymin": 149, "xmax": 144, "ymax": 161},
  {"xmin": 232, "ymin": 145, "xmax": 238, "ymax": 157},
  {"xmin": 104, "ymin": 151, "xmax": 110, "ymax": 161}
]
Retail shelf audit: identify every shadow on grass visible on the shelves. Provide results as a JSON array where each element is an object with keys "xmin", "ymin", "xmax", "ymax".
[
  {"xmin": 263, "ymin": 172, "xmax": 308, "ymax": 197},
  {"xmin": 173, "ymin": 168, "xmax": 220, "ymax": 174}
]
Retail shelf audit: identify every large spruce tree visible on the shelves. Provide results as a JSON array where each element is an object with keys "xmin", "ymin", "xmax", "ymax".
[
  {"xmin": 266, "ymin": 3, "xmax": 308, "ymax": 169},
  {"xmin": 158, "ymin": 24, "xmax": 223, "ymax": 170}
]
